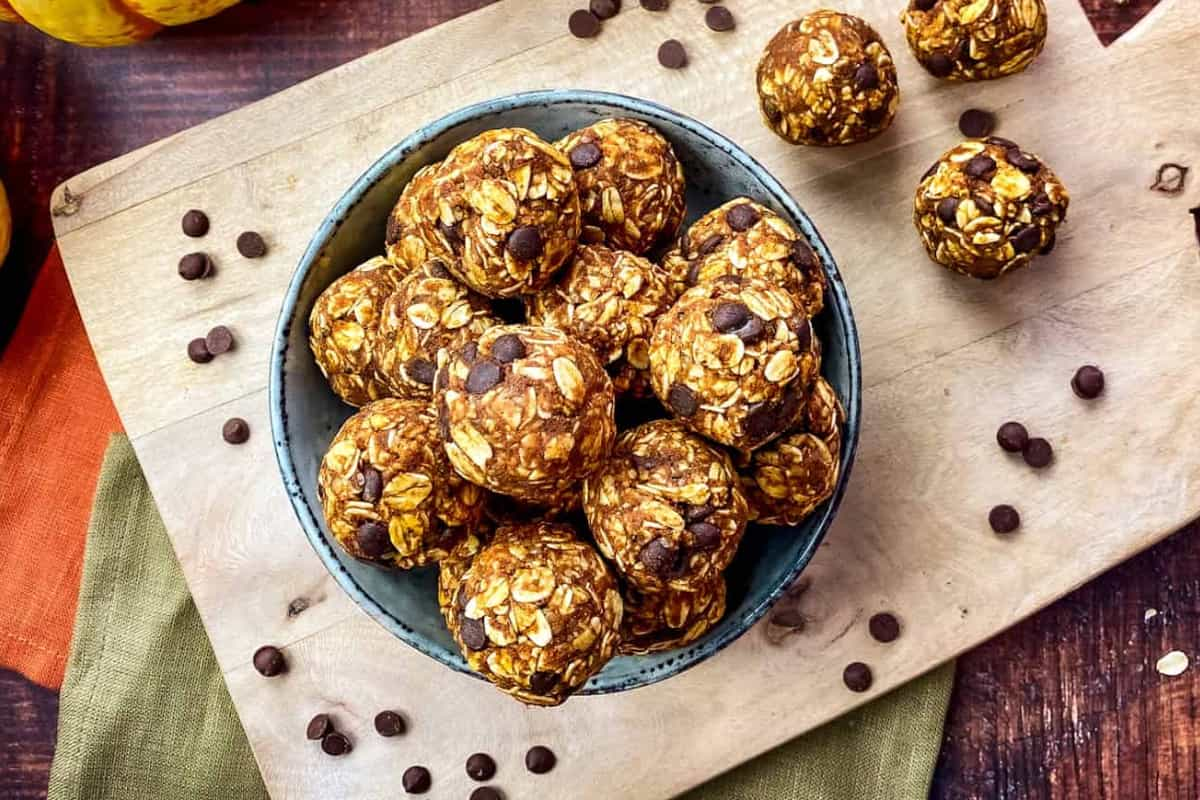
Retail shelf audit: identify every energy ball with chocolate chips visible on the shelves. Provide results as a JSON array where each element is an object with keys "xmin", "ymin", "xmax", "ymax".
[
  {"xmin": 661, "ymin": 197, "xmax": 826, "ymax": 316},
  {"xmin": 756, "ymin": 10, "xmax": 900, "ymax": 146},
  {"xmin": 318, "ymin": 398, "xmax": 486, "ymax": 569},
  {"xmin": 649, "ymin": 275, "xmax": 820, "ymax": 450},
  {"xmin": 309, "ymin": 256, "xmax": 405, "ymax": 406},
  {"xmin": 526, "ymin": 243, "xmax": 675, "ymax": 396},
  {"xmin": 914, "ymin": 138, "xmax": 1069, "ymax": 279},
  {"xmin": 554, "ymin": 118, "xmax": 686, "ymax": 254},
  {"xmin": 446, "ymin": 521, "xmax": 623, "ymax": 706},
  {"xmin": 427, "ymin": 128, "xmax": 582, "ymax": 298},
  {"xmin": 384, "ymin": 163, "xmax": 442, "ymax": 273},
  {"xmin": 436, "ymin": 325, "xmax": 616, "ymax": 504},
  {"xmin": 373, "ymin": 259, "xmax": 500, "ymax": 399},
  {"xmin": 618, "ymin": 576, "xmax": 727, "ymax": 655},
  {"xmin": 583, "ymin": 420, "xmax": 749, "ymax": 593},
  {"xmin": 901, "ymin": 0, "xmax": 1047, "ymax": 82}
]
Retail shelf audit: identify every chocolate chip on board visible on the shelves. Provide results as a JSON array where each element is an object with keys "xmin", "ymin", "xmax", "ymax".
[
  {"xmin": 205, "ymin": 325, "xmax": 235, "ymax": 355},
  {"xmin": 568, "ymin": 7, "xmax": 602, "ymax": 37},
  {"xmin": 181, "ymin": 209, "xmax": 210, "ymax": 238},
  {"xmin": 868, "ymin": 612, "xmax": 901, "ymax": 643},
  {"xmin": 705, "ymin": 5, "xmax": 735, "ymax": 31},
  {"xmin": 590, "ymin": 0, "xmax": 620, "ymax": 18},
  {"xmin": 466, "ymin": 753, "xmax": 497, "ymax": 781},
  {"xmin": 525, "ymin": 745, "xmax": 557, "ymax": 774},
  {"xmin": 957, "ymin": 108, "xmax": 995, "ymax": 138},
  {"xmin": 252, "ymin": 645, "xmax": 286, "ymax": 677},
  {"xmin": 178, "ymin": 252, "xmax": 212, "ymax": 280},
  {"xmin": 402, "ymin": 766, "xmax": 432, "ymax": 794},
  {"xmin": 321, "ymin": 731, "xmax": 352, "ymax": 756},
  {"xmin": 306, "ymin": 714, "xmax": 333, "ymax": 741},
  {"xmin": 222, "ymin": 417, "xmax": 250, "ymax": 445},
  {"xmin": 374, "ymin": 710, "xmax": 406, "ymax": 737},
  {"xmin": 1071, "ymin": 365, "xmax": 1105, "ymax": 399},
  {"xmin": 996, "ymin": 421, "xmax": 1029, "ymax": 453},
  {"xmin": 236, "ymin": 231, "xmax": 268, "ymax": 258},
  {"xmin": 1022, "ymin": 437, "xmax": 1053, "ymax": 468},
  {"xmin": 842, "ymin": 662, "xmax": 873, "ymax": 692},
  {"xmin": 187, "ymin": 338, "xmax": 213, "ymax": 364},
  {"xmin": 470, "ymin": 788, "xmax": 504, "ymax": 800},
  {"xmin": 657, "ymin": 39, "xmax": 687, "ymax": 69},
  {"xmin": 988, "ymin": 504, "xmax": 1021, "ymax": 534}
]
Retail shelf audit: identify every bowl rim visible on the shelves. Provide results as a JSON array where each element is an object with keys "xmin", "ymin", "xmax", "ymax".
[{"xmin": 269, "ymin": 88, "xmax": 862, "ymax": 695}]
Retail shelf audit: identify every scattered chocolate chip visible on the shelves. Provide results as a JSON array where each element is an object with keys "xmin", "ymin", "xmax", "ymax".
[
  {"xmin": 529, "ymin": 670, "xmax": 560, "ymax": 695},
  {"xmin": 568, "ymin": 8, "xmax": 601, "ymax": 37},
  {"xmin": 525, "ymin": 745, "xmax": 557, "ymax": 774},
  {"xmin": 491, "ymin": 333, "xmax": 527, "ymax": 363},
  {"xmin": 641, "ymin": 538, "xmax": 677, "ymax": 575},
  {"xmin": 682, "ymin": 503, "xmax": 714, "ymax": 523},
  {"xmin": 182, "ymin": 209, "xmax": 210, "ymax": 238},
  {"xmin": 843, "ymin": 662, "xmax": 873, "ymax": 692},
  {"xmin": 726, "ymin": 203, "xmax": 760, "ymax": 231},
  {"xmin": 936, "ymin": 197, "xmax": 960, "ymax": 226},
  {"xmin": 771, "ymin": 608, "xmax": 805, "ymax": 629},
  {"xmin": 667, "ymin": 382, "xmax": 698, "ymax": 416},
  {"xmin": 222, "ymin": 417, "xmax": 250, "ymax": 445},
  {"xmin": 406, "ymin": 357, "xmax": 436, "ymax": 386},
  {"xmin": 964, "ymin": 155, "xmax": 997, "ymax": 180},
  {"xmin": 187, "ymin": 338, "xmax": 213, "ymax": 364},
  {"xmin": 853, "ymin": 62, "xmax": 879, "ymax": 92},
  {"xmin": 178, "ymin": 252, "xmax": 213, "ymax": 280},
  {"xmin": 439, "ymin": 220, "xmax": 464, "ymax": 251},
  {"xmin": 704, "ymin": 5, "xmax": 734, "ymax": 31},
  {"xmin": 1150, "ymin": 163, "xmax": 1189, "ymax": 195},
  {"xmin": 868, "ymin": 613, "xmax": 901, "ymax": 643},
  {"xmin": 506, "ymin": 226, "xmax": 543, "ymax": 261},
  {"xmin": 374, "ymin": 710, "xmax": 406, "ymax": 737},
  {"xmin": 460, "ymin": 616, "xmax": 487, "ymax": 650},
  {"xmin": 957, "ymin": 108, "xmax": 994, "ymax": 138},
  {"xmin": 926, "ymin": 53, "xmax": 954, "ymax": 78},
  {"xmin": 252, "ymin": 645, "xmax": 286, "ymax": 677},
  {"xmin": 569, "ymin": 141, "xmax": 603, "ymax": 170},
  {"xmin": 996, "ymin": 421, "xmax": 1028, "ymax": 452},
  {"xmin": 470, "ymin": 788, "xmax": 503, "ymax": 800},
  {"xmin": 205, "ymin": 325, "xmax": 235, "ymax": 355},
  {"xmin": 466, "ymin": 753, "xmax": 497, "ymax": 781},
  {"xmin": 1012, "ymin": 225, "xmax": 1042, "ymax": 254},
  {"xmin": 657, "ymin": 39, "xmax": 687, "ymax": 70},
  {"xmin": 466, "ymin": 360, "xmax": 503, "ymax": 394},
  {"xmin": 590, "ymin": 0, "xmax": 620, "ymax": 18},
  {"xmin": 1005, "ymin": 149, "xmax": 1041, "ymax": 174},
  {"xmin": 640, "ymin": 0, "xmax": 667, "ymax": 9},
  {"xmin": 402, "ymin": 765, "xmax": 432, "ymax": 794},
  {"xmin": 688, "ymin": 521, "xmax": 721, "ymax": 549},
  {"xmin": 711, "ymin": 301, "xmax": 750, "ymax": 332},
  {"xmin": 306, "ymin": 713, "xmax": 333, "ymax": 740},
  {"xmin": 236, "ymin": 231, "xmax": 267, "ymax": 259},
  {"xmin": 912, "ymin": 0, "xmax": 937, "ymax": 9},
  {"xmin": 356, "ymin": 521, "xmax": 393, "ymax": 557},
  {"xmin": 1072, "ymin": 365, "xmax": 1105, "ymax": 399},
  {"xmin": 988, "ymin": 504, "xmax": 1020, "ymax": 534},
  {"xmin": 360, "ymin": 466, "xmax": 383, "ymax": 503},
  {"xmin": 1022, "ymin": 437, "xmax": 1053, "ymax": 468},
  {"xmin": 321, "ymin": 731, "xmax": 352, "ymax": 756}
]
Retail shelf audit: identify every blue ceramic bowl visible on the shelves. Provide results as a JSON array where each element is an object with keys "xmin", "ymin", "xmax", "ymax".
[{"xmin": 270, "ymin": 90, "xmax": 861, "ymax": 695}]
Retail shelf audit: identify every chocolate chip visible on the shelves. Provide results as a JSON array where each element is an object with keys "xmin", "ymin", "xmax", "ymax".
[
  {"xmin": 996, "ymin": 421, "xmax": 1028, "ymax": 453},
  {"xmin": 374, "ymin": 710, "xmax": 405, "ymax": 737},
  {"xmin": 936, "ymin": 197, "xmax": 960, "ymax": 226},
  {"xmin": 735, "ymin": 315, "xmax": 766, "ymax": 344},
  {"xmin": 1072, "ymin": 365, "xmax": 1105, "ymax": 399},
  {"xmin": 236, "ymin": 231, "xmax": 267, "ymax": 259},
  {"xmin": 744, "ymin": 403, "xmax": 780, "ymax": 443},
  {"xmin": 1022, "ymin": 437, "xmax": 1053, "ymax": 468},
  {"xmin": 711, "ymin": 301, "xmax": 750, "ymax": 332},
  {"xmin": 843, "ymin": 662, "xmax": 872, "ymax": 692},
  {"xmin": 525, "ymin": 745, "xmax": 557, "ymax": 774},
  {"xmin": 704, "ymin": 5, "xmax": 734, "ymax": 31},
  {"xmin": 406, "ymin": 357, "xmax": 435, "ymax": 386},
  {"xmin": 975, "ymin": 196, "xmax": 995, "ymax": 217},
  {"xmin": 568, "ymin": 8, "xmax": 601, "ymax": 37},
  {"xmin": 466, "ymin": 360, "xmax": 503, "ymax": 394},
  {"xmin": 491, "ymin": 333, "xmax": 527, "ymax": 363},
  {"xmin": 726, "ymin": 203, "xmax": 760, "ymax": 231},
  {"xmin": 683, "ymin": 503, "xmax": 714, "ymax": 523},
  {"xmin": 356, "ymin": 521, "xmax": 393, "ymax": 557},
  {"xmin": 178, "ymin": 252, "xmax": 212, "ymax": 280},
  {"xmin": 461, "ymin": 341, "xmax": 479, "ymax": 364},
  {"xmin": 697, "ymin": 233, "xmax": 724, "ymax": 257},
  {"xmin": 988, "ymin": 504, "xmax": 1020, "ymax": 534},
  {"xmin": 688, "ymin": 521, "xmax": 721, "ymax": 549},
  {"xmin": 569, "ymin": 141, "xmax": 603, "ymax": 170},
  {"xmin": 529, "ymin": 670, "xmax": 560, "ymax": 695},
  {"xmin": 795, "ymin": 320, "xmax": 812, "ymax": 352},
  {"xmin": 868, "ymin": 613, "xmax": 901, "ymax": 643},
  {"xmin": 957, "ymin": 108, "xmax": 994, "ymax": 138},
  {"xmin": 439, "ymin": 220, "xmax": 464, "ymax": 251},
  {"xmin": 1012, "ymin": 225, "xmax": 1042, "ymax": 254},
  {"xmin": 863, "ymin": 105, "xmax": 889, "ymax": 127},
  {"xmin": 182, "ymin": 209, "xmax": 210, "ymax": 238},
  {"xmin": 1150, "ymin": 163, "xmax": 1189, "ymax": 195},
  {"xmin": 925, "ymin": 53, "xmax": 954, "ymax": 78},
  {"xmin": 426, "ymin": 259, "xmax": 453, "ymax": 279},
  {"xmin": 402, "ymin": 765, "xmax": 432, "ymax": 794},
  {"xmin": 667, "ymin": 383, "xmax": 698, "ymax": 416},
  {"xmin": 360, "ymin": 466, "xmax": 383, "ymax": 503},
  {"xmin": 222, "ymin": 417, "xmax": 250, "ymax": 445},
  {"xmin": 460, "ymin": 616, "xmax": 487, "ymax": 650},
  {"xmin": 1004, "ymin": 149, "xmax": 1040, "ymax": 174},
  {"xmin": 657, "ymin": 39, "xmax": 687, "ymax": 69},
  {"xmin": 632, "ymin": 453, "xmax": 661, "ymax": 471},
  {"xmin": 321, "ymin": 732, "xmax": 352, "ymax": 756},
  {"xmin": 1039, "ymin": 233, "xmax": 1057, "ymax": 255},
  {"xmin": 641, "ymin": 538, "xmax": 677, "ymax": 576},
  {"xmin": 1191, "ymin": 206, "xmax": 1200, "ymax": 246},
  {"xmin": 464, "ymin": 752, "xmax": 498, "ymax": 782},
  {"xmin": 790, "ymin": 239, "xmax": 818, "ymax": 272},
  {"xmin": 985, "ymin": 136, "xmax": 1017, "ymax": 148},
  {"xmin": 306, "ymin": 713, "xmax": 332, "ymax": 740},
  {"xmin": 187, "ymin": 338, "xmax": 213, "ymax": 364},
  {"xmin": 590, "ymin": 0, "xmax": 620, "ymax": 18},
  {"xmin": 470, "ymin": 788, "xmax": 503, "ymax": 800},
  {"xmin": 912, "ymin": 0, "xmax": 937, "ymax": 9},
  {"xmin": 506, "ymin": 226, "xmax": 543, "ymax": 261},
  {"xmin": 956, "ymin": 38, "xmax": 975, "ymax": 64},
  {"xmin": 1031, "ymin": 194, "xmax": 1054, "ymax": 217},
  {"xmin": 964, "ymin": 155, "xmax": 996, "ymax": 180},
  {"xmin": 853, "ymin": 62, "xmax": 879, "ymax": 92},
  {"xmin": 205, "ymin": 325, "xmax": 235, "ymax": 355},
  {"xmin": 640, "ymin": 0, "xmax": 667, "ymax": 9},
  {"xmin": 252, "ymin": 645, "xmax": 286, "ymax": 677}
]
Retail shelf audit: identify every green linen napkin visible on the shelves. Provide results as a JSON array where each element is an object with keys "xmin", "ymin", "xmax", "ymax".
[{"xmin": 49, "ymin": 434, "xmax": 952, "ymax": 800}]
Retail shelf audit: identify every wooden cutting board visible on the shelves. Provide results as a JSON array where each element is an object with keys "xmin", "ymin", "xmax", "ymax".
[{"xmin": 52, "ymin": 0, "xmax": 1200, "ymax": 796}]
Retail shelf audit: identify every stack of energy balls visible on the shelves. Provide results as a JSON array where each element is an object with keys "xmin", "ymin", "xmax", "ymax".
[{"xmin": 309, "ymin": 119, "xmax": 843, "ymax": 705}]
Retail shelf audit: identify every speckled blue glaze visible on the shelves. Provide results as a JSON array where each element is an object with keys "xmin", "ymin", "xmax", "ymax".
[{"xmin": 270, "ymin": 90, "xmax": 861, "ymax": 696}]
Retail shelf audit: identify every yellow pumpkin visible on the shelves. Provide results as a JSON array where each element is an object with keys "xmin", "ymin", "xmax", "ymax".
[
  {"xmin": 0, "ymin": 178, "xmax": 10, "ymax": 268},
  {"xmin": 2, "ymin": 0, "xmax": 238, "ymax": 46}
]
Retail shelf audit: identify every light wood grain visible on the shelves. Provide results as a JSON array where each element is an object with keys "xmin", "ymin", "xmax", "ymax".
[{"xmin": 54, "ymin": 0, "xmax": 1200, "ymax": 797}]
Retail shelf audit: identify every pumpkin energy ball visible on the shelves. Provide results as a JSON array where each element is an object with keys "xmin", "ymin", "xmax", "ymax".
[
  {"xmin": 649, "ymin": 276, "xmax": 820, "ymax": 450},
  {"xmin": 384, "ymin": 163, "xmax": 441, "ymax": 271},
  {"xmin": 901, "ymin": 0, "xmax": 1048, "ymax": 81},
  {"xmin": 661, "ymin": 197, "xmax": 826, "ymax": 317},
  {"xmin": 435, "ymin": 325, "xmax": 616, "ymax": 503},
  {"xmin": 619, "ymin": 577, "xmax": 727, "ymax": 655},
  {"xmin": 526, "ymin": 243, "xmax": 674, "ymax": 396},
  {"xmin": 583, "ymin": 420, "xmax": 749, "ymax": 593},
  {"xmin": 318, "ymin": 398, "xmax": 486, "ymax": 570},
  {"xmin": 756, "ymin": 10, "xmax": 900, "ymax": 146},
  {"xmin": 309, "ymin": 256, "xmax": 404, "ymax": 407},
  {"xmin": 555, "ymin": 118, "xmax": 687, "ymax": 254},
  {"xmin": 373, "ymin": 259, "xmax": 500, "ymax": 399},
  {"xmin": 914, "ymin": 138, "xmax": 1069, "ymax": 279},
  {"xmin": 429, "ymin": 128, "xmax": 581, "ymax": 298},
  {"xmin": 446, "ymin": 521, "xmax": 623, "ymax": 706}
]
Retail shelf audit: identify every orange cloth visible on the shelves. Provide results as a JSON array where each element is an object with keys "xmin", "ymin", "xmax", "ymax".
[{"xmin": 0, "ymin": 247, "xmax": 122, "ymax": 689}]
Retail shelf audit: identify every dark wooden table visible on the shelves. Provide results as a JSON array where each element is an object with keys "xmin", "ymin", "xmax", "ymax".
[{"xmin": 1, "ymin": 2, "xmax": 1189, "ymax": 799}]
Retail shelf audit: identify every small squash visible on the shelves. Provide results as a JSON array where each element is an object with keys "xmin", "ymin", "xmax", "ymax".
[{"xmin": 2, "ymin": 0, "xmax": 238, "ymax": 47}]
